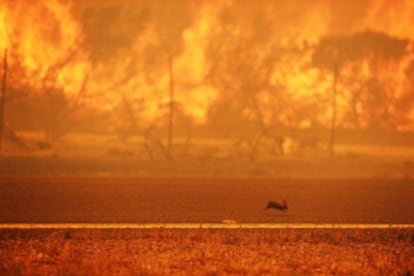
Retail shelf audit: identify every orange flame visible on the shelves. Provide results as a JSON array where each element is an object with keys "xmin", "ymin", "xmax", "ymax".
[{"xmin": 1, "ymin": 0, "xmax": 413, "ymax": 131}]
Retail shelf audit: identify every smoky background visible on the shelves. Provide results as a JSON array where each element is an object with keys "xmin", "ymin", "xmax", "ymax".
[{"xmin": 0, "ymin": 0, "xmax": 413, "ymax": 177}]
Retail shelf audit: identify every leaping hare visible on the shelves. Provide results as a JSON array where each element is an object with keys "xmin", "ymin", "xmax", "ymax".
[{"xmin": 264, "ymin": 200, "xmax": 288, "ymax": 212}]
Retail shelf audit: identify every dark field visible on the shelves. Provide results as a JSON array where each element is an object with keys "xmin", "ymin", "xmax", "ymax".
[
  {"xmin": 1, "ymin": 229, "xmax": 413, "ymax": 275},
  {"xmin": 1, "ymin": 177, "xmax": 414, "ymax": 223}
]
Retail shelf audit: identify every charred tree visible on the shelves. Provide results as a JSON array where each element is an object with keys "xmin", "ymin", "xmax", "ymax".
[
  {"xmin": 313, "ymin": 31, "xmax": 408, "ymax": 146},
  {"xmin": 329, "ymin": 63, "xmax": 338, "ymax": 159},
  {"xmin": 0, "ymin": 49, "xmax": 7, "ymax": 155},
  {"xmin": 167, "ymin": 50, "xmax": 174, "ymax": 161}
]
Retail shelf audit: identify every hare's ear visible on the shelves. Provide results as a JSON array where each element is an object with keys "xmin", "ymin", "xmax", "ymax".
[{"xmin": 283, "ymin": 200, "xmax": 287, "ymax": 205}]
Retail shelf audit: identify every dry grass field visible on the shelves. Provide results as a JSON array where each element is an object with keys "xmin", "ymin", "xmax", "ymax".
[{"xmin": 0, "ymin": 229, "xmax": 413, "ymax": 275}]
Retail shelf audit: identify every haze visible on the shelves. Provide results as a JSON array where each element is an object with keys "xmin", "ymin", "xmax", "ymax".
[{"xmin": 0, "ymin": 0, "xmax": 413, "ymax": 178}]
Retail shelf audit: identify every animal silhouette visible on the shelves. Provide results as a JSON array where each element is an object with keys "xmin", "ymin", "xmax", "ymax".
[{"xmin": 264, "ymin": 200, "xmax": 288, "ymax": 212}]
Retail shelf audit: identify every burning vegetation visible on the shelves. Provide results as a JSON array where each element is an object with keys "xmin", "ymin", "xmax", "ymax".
[{"xmin": 0, "ymin": 0, "xmax": 413, "ymax": 170}]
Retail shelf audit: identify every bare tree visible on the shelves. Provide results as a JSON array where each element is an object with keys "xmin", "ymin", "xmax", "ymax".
[
  {"xmin": 0, "ymin": 49, "xmax": 7, "ymax": 154},
  {"xmin": 147, "ymin": 0, "xmax": 196, "ymax": 161},
  {"xmin": 37, "ymin": 46, "xmax": 90, "ymax": 144},
  {"xmin": 206, "ymin": 4, "xmax": 303, "ymax": 161},
  {"xmin": 312, "ymin": 36, "xmax": 347, "ymax": 158},
  {"xmin": 312, "ymin": 31, "xmax": 408, "ymax": 157}
]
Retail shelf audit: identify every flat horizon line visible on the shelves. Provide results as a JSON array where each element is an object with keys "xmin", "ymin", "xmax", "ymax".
[{"xmin": 1, "ymin": 223, "xmax": 413, "ymax": 229}]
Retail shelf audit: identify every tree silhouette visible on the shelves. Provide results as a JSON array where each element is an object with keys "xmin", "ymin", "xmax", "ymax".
[
  {"xmin": 146, "ymin": 0, "xmax": 195, "ymax": 161},
  {"xmin": 206, "ymin": 4, "xmax": 283, "ymax": 161},
  {"xmin": 0, "ymin": 49, "xmax": 7, "ymax": 154},
  {"xmin": 313, "ymin": 31, "xmax": 408, "ymax": 157}
]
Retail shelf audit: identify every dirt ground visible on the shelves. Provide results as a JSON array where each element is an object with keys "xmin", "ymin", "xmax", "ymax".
[
  {"xmin": 1, "ymin": 229, "xmax": 413, "ymax": 275},
  {"xmin": 1, "ymin": 177, "xmax": 414, "ymax": 224}
]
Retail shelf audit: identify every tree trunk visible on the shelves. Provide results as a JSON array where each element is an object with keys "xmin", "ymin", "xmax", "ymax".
[
  {"xmin": 167, "ymin": 51, "xmax": 174, "ymax": 161},
  {"xmin": 329, "ymin": 63, "xmax": 338, "ymax": 159},
  {"xmin": 0, "ymin": 49, "xmax": 7, "ymax": 155}
]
